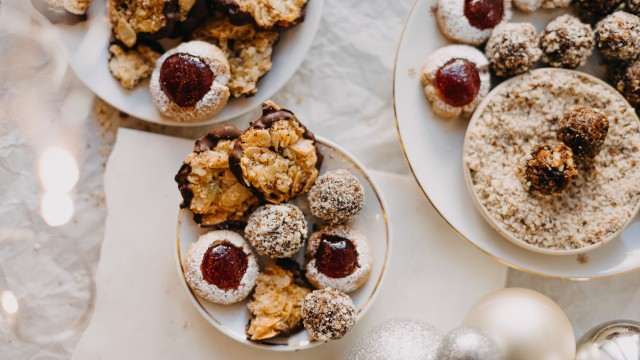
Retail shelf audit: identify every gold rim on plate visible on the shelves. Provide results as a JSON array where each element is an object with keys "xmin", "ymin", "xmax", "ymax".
[
  {"xmin": 174, "ymin": 137, "xmax": 391, "ymax": 350},
  {"xmin": 392, "ymin": 0, "xmax": 640, "ymax": 281}
]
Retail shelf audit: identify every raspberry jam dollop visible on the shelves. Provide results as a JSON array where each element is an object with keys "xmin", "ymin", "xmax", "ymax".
[
  {"xmin": 201, "ymin": 241, "xmax": 247, "ymax": 290},
  {"xmin": 160, "ymin": 53, "xmax": 214, "ymax": 108},
  {"xmin": 464, "ymin": 0, "xmax": 504, "ymax": 30},
  {"xmin": 435, "ymin": 58, "xmax": 481, "ymax": 107},
  {"xmin": 315, "ymin": 234, "xmax": 358, "ymax": 278}
]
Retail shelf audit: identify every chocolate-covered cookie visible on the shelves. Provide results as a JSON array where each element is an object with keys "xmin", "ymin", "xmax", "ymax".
[
  {"xmin": 176, "ymin": 125, "xmax": 260, "ymax": 227},
  {"xmin": 190, "ymin": 18, "xmax": 280, "ymax": 97},
  {"xmin": 229, "ymin": 101, "xmax": 321, "ymax": 204},
  {"xmin": 212, "ymin": 0, "xmax": 308, "ymax": 30}
]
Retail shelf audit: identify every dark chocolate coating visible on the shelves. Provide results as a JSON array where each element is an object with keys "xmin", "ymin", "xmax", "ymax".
[
  {"xmin": 228, "ymin": 102, "xmax": 323, "ymax": 201},
  {"xmin": 175, "ymin": 125, "xmax": 242, "ymax": 214},
  {"xmin": 211, "ymin": 0, "xmax": 308, "ymax": 30}
]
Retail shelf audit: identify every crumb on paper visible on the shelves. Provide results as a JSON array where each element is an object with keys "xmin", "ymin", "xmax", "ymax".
[{"xmin": 408, "ymin": 67, "xmax": 417, "ymax": 79}]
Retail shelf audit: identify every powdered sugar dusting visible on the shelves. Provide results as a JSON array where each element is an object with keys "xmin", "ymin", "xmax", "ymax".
[
  {"xmin": 305, "ymin": 226, "xmax": 372, "ymax": 293},
  {"xmin": 183, "ymin": 230, "xmax": 259, "ymax": 304},
  {"xmin": 435, "ymin": 0, "xmax": 512, "ymax": 46},
  {"xmin": 150, "ymin": 41, "xmax": 231, "ymax": 122}
]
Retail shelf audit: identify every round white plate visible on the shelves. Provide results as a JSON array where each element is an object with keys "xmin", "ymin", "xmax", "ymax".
[
  {"xmin": 174, "ymin": 137, "xmax": 391, "ymax": 351},
  {"xmin": 394, "ymin": 0, "xmax": 640, "ymax": 279},
  {"xmin": 52, "ymin": 0, "xmax": 323, "ymax": 127}
]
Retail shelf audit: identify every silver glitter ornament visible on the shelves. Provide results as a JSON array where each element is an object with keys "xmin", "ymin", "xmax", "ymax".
[
  {"xmin": 348, "ymin": 318, "xmax": 443, "ymax": 360},
  {"xmin": 576, "ymin": 320, "xmax": 640, "ymax": 360},
  {"xmin": 435, "ymin": 327, "xmax": 501, "ymax": 360}
]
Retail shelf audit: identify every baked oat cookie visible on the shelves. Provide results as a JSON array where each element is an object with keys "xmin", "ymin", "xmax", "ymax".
[
  {"xmin": 246, "ymin": 264, "xmax": 311, "ymax": 341},
  {"xmin": 229, "ymin": 101, "xmax": 321, "ymax": 204},
  {"xmin": 191, "ymin": 18, "xmax": 280, "ymax": 97},
  {"xmin": 32, "ymin": 0, "xmax": 89, "ymax": 24},
  {"xmin": 175, "ymin": 125, "xmax": 260, "ymax": 227},
  {"xmin": 213, "ymin": 0, "xmax": 308, "ymax": 30},
  {"xmin": 108, "ymin": 42, "xmax": 162, "ymax": 90},
  {"xmin": 108, "ymin": 0, "xmax": 176, "ymax": 47}
]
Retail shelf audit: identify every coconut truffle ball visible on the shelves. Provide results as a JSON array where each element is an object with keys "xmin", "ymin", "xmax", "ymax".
[
  {"xmin": 245, "ymin": 204, "xmax": 307, "ymax": 258},
  {"xmin": 540, "ymin": 14, "xmax": 595, "ymax": 68},
  {"xmin": 485, "ymin": 23, "xmax": 542, "ymax": 77},
  {"xmin": 559, "ymin": 106, "xmax": 609, "ymax": 159},
  {"xmin": 435, "ymin": 0, "xmax": 512, "ymax": 46},
  {"xmin": 421, "ymin": 45, "xmax": 491, "ymax": 118},
  {"xmin": 302, "ymin": 288, "xmax": 356, "ymax": 341},
  {"xmin": 308, "ymin": 170, "xmax": 365, "ymax": 224},
  {"xmin": 611, "ymin": 59, "xmax": 640, "ymax": 106},
  {"xmin": 595, "ymin": 11, "xmax": 640, "ymax": 61},
  {"xmin": 524, "ymin": 143, "xmax": 577, "ymax": 195},
  {"xmin": 574, "ymin": 0, "xmax": 623, "ymax": 19},
  {"xmin": 150, "ymin": 41, "xmax": 231, "ymax": 122}
]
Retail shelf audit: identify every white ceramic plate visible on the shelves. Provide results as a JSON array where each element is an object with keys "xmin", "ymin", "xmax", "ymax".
[
  {"xmin": 52, "ymin": 0, "xmax": 323, "ymax": 127},
  {"xmin": 174, "ymin": 137, "xmax": 391, "ymax": 351},
  {"xmin": 394, "ymin": 0, "xmax": 640, "ymax": 279}
]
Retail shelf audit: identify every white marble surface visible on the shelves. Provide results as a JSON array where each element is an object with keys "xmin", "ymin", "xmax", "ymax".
[{"xmin": 1, "ymin": 0, "xmax": 640, "ymax": 358}]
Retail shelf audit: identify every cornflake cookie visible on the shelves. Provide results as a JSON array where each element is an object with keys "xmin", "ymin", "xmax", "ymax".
[
  {"xmin": 305, "ymin": 226, "xmax": 372, "ymax": 293},
  {"xmin": 175, "ymin": 125, "xmax": 260, "ymax": 227},
  {"xmin": 108, "ymin": 42, "xmax": 162, "ymax": 90},
  {"xmin": 246, "ymin": 264, "xmax": 311, "ymax": 340},
  {"xmin": 464, "ymin": 69, "xmax": 640, "ymax": 250},
  {"xmin": 190, "ymin": 18, "xmax": 280, "ymax": 97},
  {"xmin": 436, "ymin": 0, "xmax": 512, "ymax": 46},
  {"xmin": 302, "ymin": 288, "xmax": 356, "ymax": 342},
  {"xmin": 183, "ymin": 230, "xmax": 259, "ymax": 304},
  {"xmin": 308, "ymin": 169, "xmax": 365, "ymax": 224},
  {"xmin": 245, "ymin": 204, "xmax": 307, "ymax": 258},
  {"xmin": 421, "ymin": 45, "xmax": 491, "ymax": 118},
  {"xmin": 214, "ymin": 0, "xmax": 308, "ymax": 30},
  {"xmin": 229, "ymin": 101, "xmax": 321, "ymax": 203},
  {"xmin": 150, "ymin": 41, "xmax": 231, "ymax": 122}
]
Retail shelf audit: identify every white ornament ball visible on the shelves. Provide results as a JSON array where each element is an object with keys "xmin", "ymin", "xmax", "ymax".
[
  {"xmin": 348, "ymin": 318, "xmax": 443, "ymax": 360},
  {"xmin": 436, "ymin": 326, "xmax": 501, "ymax": 360},
  {"xmin": 462, "ymin": 288, "xmax": 575, "ymax": 360}
]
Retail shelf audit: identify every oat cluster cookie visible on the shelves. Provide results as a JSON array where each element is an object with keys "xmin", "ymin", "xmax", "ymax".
[
  {"xmin": 108, "ymin": 0, "xmax": 174, "ymax": 47},
  {"xmin": 245, "ymin": 203, "xmax": 307, "ymax": 258},
  {"xmin": 108, "ymin": 42, "xmax": 162, "ymax": 90},
  {"xmin": 559, "ymin": 106, "xmax": 609, "ymax": 160},
  {"xmin": 175, "ymin": 125, "xmax": 259, "ymax": 227},
  {"xmin": 214, "ymin": 0, "xmax": 308, "ymax": 30},
  {"xmin": 183, "ymin": 230, "xmax": 259, "ymax": 304},
  {"xmin": 540, "ymin": 14, "xmax": 594, "ymax": 69},
  {"xmin": 524, "ymin": 143, "xmax": 577, "ymax": 195},
  {"xmin": 308, "ymin": 169, "xmax": 365, "ymax": 224},
  {"xmin": 485, "ymin": 22, "xmax": 542, "ymax": 77},
  {"xmin": 246, "ymin": 264, "xmax": 311, "ymax": 340},
  {"xmin": 305, "ymin": 226, "xmax": 372, "ymax": 293},
  {"xmin": 191, "ymin": 18, "xmax": 280, "ymax": 97},
  {"xmin": 302, "ymin": 288, "xmax": 356, "ymax": 341},
  {"xmin": 229, "ymin": 101, "xmax": 321, "ymax": 203}
]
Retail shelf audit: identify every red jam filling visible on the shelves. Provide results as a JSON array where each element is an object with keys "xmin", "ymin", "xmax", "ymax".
[
  {"xmin": 435, "ymin": 58, "xmax": 481, "ymax": 107},
  {"xmin": 160, "ymin": 53, "xmax": 214, "ymax": 108},
  {"xmin": 315, "ymin": 234, "xmax": 358, "ymax": 279},
  {"xmin": 464, "ymin": 0, "xmax": 504, "ymax": 30},
  {"xmin": 201, "ymin": 241, "xmax": 247, "ymax": 290}
]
